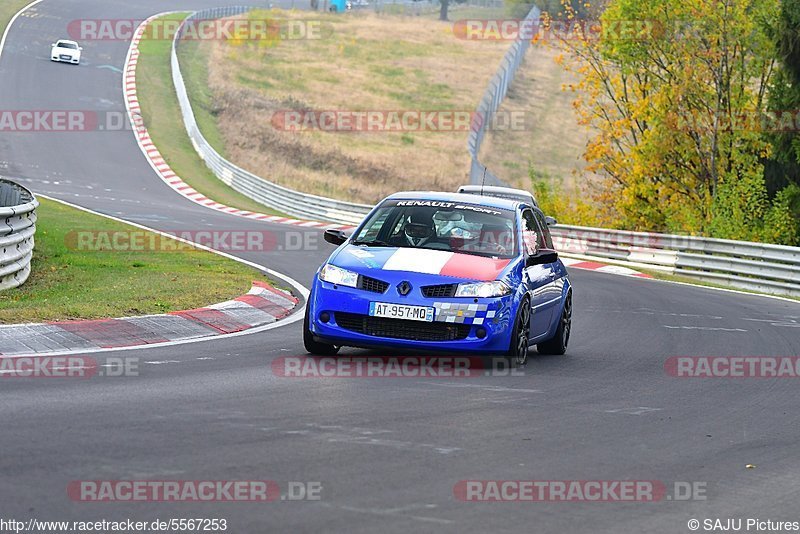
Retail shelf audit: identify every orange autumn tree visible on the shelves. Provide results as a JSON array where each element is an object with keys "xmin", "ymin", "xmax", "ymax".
[{"xmin": 555, "ymin": 0, "xmax": 797, "ymax": 243}]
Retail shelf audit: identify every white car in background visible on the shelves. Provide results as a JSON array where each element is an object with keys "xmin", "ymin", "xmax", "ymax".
[{"xmin": 50, "ymin": 40, "xmax": 82, "ymax": 64}]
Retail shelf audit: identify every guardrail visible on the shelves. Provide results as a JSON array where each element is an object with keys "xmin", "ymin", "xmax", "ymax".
[
  {"xmin": 467, "ymin": 4, "xmax": 539, "ymax": 186},
  {"xmin": 171, "ymin": 6, "xmax": 373, "ymax": 225},
  {"xmin": 550, "ymin": 224, "xmax": 800, "ymax": 297},
  {"xmin": 0, "ymin": 178, "xmax": 38, "ymax": 291}
]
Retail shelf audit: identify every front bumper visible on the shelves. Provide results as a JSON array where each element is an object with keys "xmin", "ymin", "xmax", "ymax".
[
  {"xmin": 308, "ymin": 278, "xmax": 516, "ymax": 353},
  {"xmin": 52, "ymin": 55, "xmax": 79, "ymax": 64}
]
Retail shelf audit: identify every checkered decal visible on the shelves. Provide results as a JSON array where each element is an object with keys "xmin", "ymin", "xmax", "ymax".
[{"xmin": 433, "ymin": 302, "xmax": 496, "ymax": 325}]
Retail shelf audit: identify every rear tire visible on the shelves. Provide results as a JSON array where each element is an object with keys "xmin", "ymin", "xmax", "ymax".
[
  {"xmin": 506, "ymin": 298, "xmax": 530, "ymax": 367},
  {"xmin": 537, "ymin": 291, "xmax": 571, "ymax": 355},
  {"xmin": 303, "ymin": 306, "xmax": 339, "ymax": 356}
]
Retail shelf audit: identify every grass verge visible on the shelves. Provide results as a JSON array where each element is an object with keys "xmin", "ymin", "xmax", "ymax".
[
  {"xmin": 0, "ymin": 0, "xmax": 35, "ymax": 40},
  {"xmin": 0, "ymin": 198, "xmax": 271, "ymax": 323},
  {"xmin": 135, "ymin": 13, "xmax": 285, "ymax": 216}
]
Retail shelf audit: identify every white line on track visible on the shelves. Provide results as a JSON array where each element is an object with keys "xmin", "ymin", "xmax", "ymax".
[
  {"xmin": 605, "ymin": 407, "xmax": 662, "ymax": 416},
  {"xmin": 317, "ymin": 502, "xmax": 453, "ymax": 525},
  {"xmin": 742, "ymin": 317, "xmax": 800, "ymax": 327},
  {"xmin": 423, "ymin": 383, "xmax": 542, "ymax": 394},
  {"xmin": 663, "ymin": 325, "xmax": 747, "ymax": 332}
]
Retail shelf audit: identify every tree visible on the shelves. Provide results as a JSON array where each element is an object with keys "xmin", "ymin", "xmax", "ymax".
[
  {"xmin": 763, "ymin": 0, "xmax": 800, "ymax": 240},
  {"xmin": 440, "ymin": 0, "xmax": 449, "ymax": 21},
  {"xmin": 555, "ymin": 0, "xmax": 798, "ymax": 243}
]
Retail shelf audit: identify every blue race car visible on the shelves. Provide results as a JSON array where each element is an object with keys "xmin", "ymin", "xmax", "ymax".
[{"xmin": 304, "ymin": 192, "xmax": 572, "ymax": 365}]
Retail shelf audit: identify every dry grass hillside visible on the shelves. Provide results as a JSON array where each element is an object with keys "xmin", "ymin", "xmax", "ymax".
[
  {"xmin": 189, "ymin": 9, "xmax": 595, "ymax": 203},
  {"xmin": 479, "ymin": 45, "xmax": 596, "ymax": 190}
]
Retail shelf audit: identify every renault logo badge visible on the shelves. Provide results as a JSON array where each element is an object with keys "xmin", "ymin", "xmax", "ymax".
[{"xmin": 397, "ymin": 281, "xmax": 412, "ymax": 296}]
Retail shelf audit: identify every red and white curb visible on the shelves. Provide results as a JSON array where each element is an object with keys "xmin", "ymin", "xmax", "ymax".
[
  {"xmin": 122, "ymin": 15, "xmax": 355, "ymax": 233},
  {"xmin": 0, "ymin": 282, "xmax": 298, "ymax": 357},
  {"xmin": 560, "ymin": 257, "xmax": 652, "ymax": 278}
]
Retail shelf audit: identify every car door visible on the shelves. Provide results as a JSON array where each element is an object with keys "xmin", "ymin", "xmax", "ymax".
[
  {"xmin": 521, "ymin": 208, "xmax": 556, "ymax": 339},
  {"xmin": 532, "ymin": 208, "xmax": 565, "ymax": 329}
]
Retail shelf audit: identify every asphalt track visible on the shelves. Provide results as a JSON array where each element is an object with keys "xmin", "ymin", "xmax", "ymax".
[{"xmin": 1, "ymin": 1, "xmax": 799, "ymax": 532}]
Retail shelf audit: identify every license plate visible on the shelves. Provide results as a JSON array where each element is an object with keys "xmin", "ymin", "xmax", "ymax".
[
  {"xmin": 60, "ymin": 55, "xmax": 71, "ymax": 60},
  {"xmin": 369, "ymin": 302, "xmax": 434, "ymax": 322}
]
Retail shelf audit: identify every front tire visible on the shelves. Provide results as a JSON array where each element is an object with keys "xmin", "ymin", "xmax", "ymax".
[
  {"xmin": 303, "ymin": 306, "xmax": 339, "ymax": 356},
  {"xmin": 537, "ymin": 291, "xmax": 571, "ymax": 355},
  {"xmin": 506, "ymin": 298, "xmax": 530, "ymax": 366}
]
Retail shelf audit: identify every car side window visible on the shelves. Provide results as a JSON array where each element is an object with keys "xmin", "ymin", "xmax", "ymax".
[
  {"xmin": 521, "ymin": 209, "xmax": 539, "ymax": 255},
  {"xmin": 532, "ymin": 210, "xmax": 554, "ymax": 249},
  {"xmin": 357, "ymin": 208, "xmax": 392, "ymax": 241}
]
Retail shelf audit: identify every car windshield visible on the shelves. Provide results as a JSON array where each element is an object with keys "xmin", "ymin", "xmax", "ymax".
[
  {"xmin": 352, "ymin": 199, "xmax": 518, "ymax": 258},
  {"xmin": 57, "ymin": 42, "xmax": 78, "ymax": 49}
]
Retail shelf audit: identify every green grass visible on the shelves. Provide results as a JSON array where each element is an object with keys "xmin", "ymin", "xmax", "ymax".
[
  {"xmin": 0, "ymin": 199, "xmax": 273, "ymax": 323},
  {"xmin": 135, "ymin": 13, "xmax": 285, "ymax": 216},
  {"xmin": 0, "ymin": 0, "xmax": 34, "ymax": 39},
  {"xmin": 177, "ymin": 40, "xmax": 228, "ymax": 158}
]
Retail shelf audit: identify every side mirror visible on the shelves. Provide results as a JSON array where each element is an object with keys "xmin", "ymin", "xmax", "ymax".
[
  {"xmin": 545, "ymin": 216, "xmax": 557, "ymax": 227},
  {"xmin": 526, "ymin": 249, "xmax": 558, "ymax": 267},
  {"xmin": 79, "ymin": 47, "xmax": 83, "ymax": 50},
  {"xmin": 323, "ymin": 229, "xmax": 348, "ymax": 246},
  {"xmin": 51, "ymin": 43, "xmax": 56, "ymax": 47}
]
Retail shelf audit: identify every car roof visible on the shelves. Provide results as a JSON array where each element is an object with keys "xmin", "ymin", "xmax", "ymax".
[
  {"xmin": 383, "ymin": 191, "xmax": 522, "ymax": 211},
  {"xmin": 457, "ymin": 185, "xmax": 536, "ymax": 203}
]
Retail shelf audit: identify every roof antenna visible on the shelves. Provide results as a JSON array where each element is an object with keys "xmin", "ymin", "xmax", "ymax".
[{"xmin": 480, "ymin": 165, "xmax": 487, "ymax": 196}]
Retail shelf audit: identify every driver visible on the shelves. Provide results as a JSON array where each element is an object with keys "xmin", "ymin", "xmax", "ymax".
[{"xmin": 393, "ymin": 207, "xmax": 437, "ymax": 247}]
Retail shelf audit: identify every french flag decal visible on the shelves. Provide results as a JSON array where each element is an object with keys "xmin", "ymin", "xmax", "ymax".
[{"xmin": 381, "ymin": 249, "xmax": 509, "ymax": 281}]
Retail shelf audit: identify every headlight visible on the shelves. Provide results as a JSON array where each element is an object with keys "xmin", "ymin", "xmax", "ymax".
[
  {"xmin": 454, "ymin": 281, "xmax": 511, "ymax": 298},
  {"xmin": 319, "ymin": 264, "xmax": 359, "ymax": 288}
]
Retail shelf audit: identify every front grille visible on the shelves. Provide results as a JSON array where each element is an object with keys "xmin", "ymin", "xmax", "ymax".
[
  {"xmin": 358, "ymin": 275, "xmax": 389, "ymax": 294},
  {"xmin": 335, "ymin": 312, "xmax": 471, "ymax": 341},
  {"xmin": 421, "ymin": 284, "xmax": 458, "ymax": 298}
]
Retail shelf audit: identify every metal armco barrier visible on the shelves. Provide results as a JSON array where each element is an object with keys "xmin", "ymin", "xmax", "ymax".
[
  {"xmin": 171, "ymin": 6, "xmax": 373, "ymax": 225},
  {"xmin": 467, "ymin": 5, "xmax": 540, "ymax": 186},
  {"xmin": 0, "ymin": 178, "xmax": 38, "ymax": 291},
  {"xmin": 550, "ymin": 224, "xmax": 800, "ymax": 297}
]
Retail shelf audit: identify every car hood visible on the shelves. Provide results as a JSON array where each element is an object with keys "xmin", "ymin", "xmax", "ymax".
[
  {"xmin": 330, "ymin": 245, "xmax": 514, "ymax": 282},
  {"xmin": 53, "ymin": 46, "xmax": 78, "ymax": 54}
]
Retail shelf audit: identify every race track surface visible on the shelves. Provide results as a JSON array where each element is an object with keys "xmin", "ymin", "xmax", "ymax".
[{"xmin": 1, "ymin": 2, "xmax": 799, "ymax": 532}]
